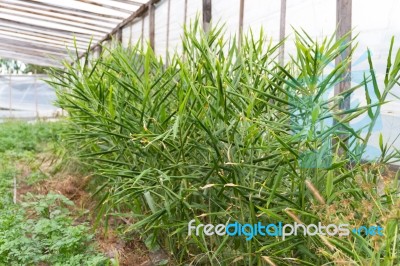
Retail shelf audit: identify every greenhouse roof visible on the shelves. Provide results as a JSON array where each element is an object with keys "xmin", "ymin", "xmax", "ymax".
[{"xmin": 0, "ymin": 0, "xmax": 151, "ymax": 67}]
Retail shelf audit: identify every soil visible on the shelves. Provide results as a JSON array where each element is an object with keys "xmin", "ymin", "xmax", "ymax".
[{"xmin": 15, "ymin": 153, "xmax": 153, "ymax": 266}]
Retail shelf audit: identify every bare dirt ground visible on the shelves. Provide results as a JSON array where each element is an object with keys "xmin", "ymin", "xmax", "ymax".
[{"xmin": 15, "ymin": 153, "xmax": 153, "ymax": 266}]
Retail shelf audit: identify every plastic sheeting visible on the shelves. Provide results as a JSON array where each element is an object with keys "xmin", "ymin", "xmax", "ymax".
[
  {"xmin": 122, "ymin": 24, "xmax": 133, "ymax": 48},
  {"xmin": 143, "ymin": 13, "xmax": 150, "ymax": 50},
  {"xmin": 131, "ymin": 18, "xmax": 144, "ymax": 46},
  {"xmin": 116, "ymin": 0, "xmax": 400, "ymax": 161},
  {"xmin": 212, "ymin": 0, "xmax": 241, "ymax": 38},
  {"xmin": 167, "ymin": 0, "xmax": 186, "ymax": 55},
  {"xmin": 243, "ymin": 0, "xmax": 280, "ymax": 40},
  {"xmin": 0, "ymin": 75, "xmax": 58, "ymax": 120},
  {"xmin": 0, "ymin": 0, "xmax": 150, "ymax": 66},
  {"xmin": 154, "ymin": 0, "xmax": 169, "ymax": 62}
]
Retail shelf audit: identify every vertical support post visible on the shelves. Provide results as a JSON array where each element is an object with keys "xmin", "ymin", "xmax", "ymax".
[
  {"xmin": 183, "ymin": 0, "xmax": 188, "ymax": 61},
  {"xmin": 93, "ymin": 46, "xmax": 98, "ymax": 58},
  {"xmin": 166, "ymin": 0, "xmax": 171, "ymax": 65},
  {"xmin": 238, "ymin": 0, "xmax": 245, "ymax": 48},
  {"xmin": 334, "ymin": 0, "xmax": 352, "ymax": 154},
  {"xmin": 149, "ymin": 2, "xmax": 155, "ymax": 50},
  {"xmin": 116, "ymin": 28, "xmax": 123, "ymax": 44},
  {"xmin": 8, "ymin": 74, "xmax": 11, "ymax": 117},
  {"xmin": 279, "ymin": 0, "xmax": 287, "ymax": 65},
  {"xmin": 34, "ymin": 73, "xmax": 38, "ymax": 119},
  {"xmin": 184, "ymin": 0, "xmax": 188, "ymax": 25},
  {"xmin": 141, "ymin": 16, "xmax": 145, "ymax": 48},
  {"xmin": 335, "ymin": 0, "xmax": 352, "ymax": 110},
  {"xmin": 97, "ymin": 45, "xmax": 102, "ymax": 57},
  {"xmin": 129, "ymin": 24, "xmax": 133, "ymax": 46},
  {"xmin": 202, "ymin": 0, "xmax": 212, "ymax": 32}
]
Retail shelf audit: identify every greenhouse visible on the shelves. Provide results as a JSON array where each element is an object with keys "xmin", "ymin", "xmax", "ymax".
[{"xmin": 0, "ymin": 0, "xmax": 399, "ymax": 265}]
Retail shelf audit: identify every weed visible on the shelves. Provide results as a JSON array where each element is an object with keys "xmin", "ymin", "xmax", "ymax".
[{"xmin": 0, "ymin": 121, "xmax": 110, "ymax": 265}]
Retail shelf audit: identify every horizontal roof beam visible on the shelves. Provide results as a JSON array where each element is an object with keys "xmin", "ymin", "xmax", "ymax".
[
  {"xmin": 0, "ymin": 51, "xmax": 64, "ymax": 65},
  {"xmin": 6, "ymin": 0, "xmax": 122, "ymax": 23},
  {"xmin": 0, "ymin": 25, "xmax": 93, "ymax": 46},
  {"xmin": 0, "ymin": 13, "xmax": 107, "ymax": 36},
  {"xmin": 77, "ymin": 0, "xmax": 141, "ymax": 12},
  {"xmin": 0, "ymin": 30, "xmax": 89, "ymax": 50},
  {"xmin": 0, "ymin": 19, "xmax": 102, "ymax": 42},
  {"xmin": 0, "ymin": 8, "xmax": 113, "ymax": 35},
  {"xmin": 101, "ymin": 0, "xmax": 147, "ymax": 5},
  {"xmin": 0, "ymin": 35, "xmax": 86, "ymax": 53},
  {"xmin": 0, "ymin": 50, "xmax": 63, "ymax": 67},
  {"xmin": 0, "ymin": 38, "xmax": 72, "ymax": 54},
  {"xmin": 0, "ymin": 44, "xmax": 68, "ymax": 57},
  {"xmin": 0, "ymin": 2, "xmax": 117, "ymax": 29},
  {"xmin": 30, "ymin": 0, "xmax": 131, "ymax": 18}
]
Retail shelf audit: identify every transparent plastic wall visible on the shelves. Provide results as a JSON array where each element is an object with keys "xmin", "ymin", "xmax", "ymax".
[
  {"xmin": 168, "ymin": 0, "xmax": 186, "ymax": 55},
  {"xmin": 131, "ymin": 18, "xmax": 144, "ymax": 46},
  {"xmin": 0, "ymin": 75, "xmax": 59, "ymax": 120},
  {"xmin": 154, "ymin": 0, "xmax": 168, "ymax": 62},
  {"xmin": 143, "ymin": 14, "xmax": 150, "ymax": 50},
  {"xmin": 117, "ymin": 0, "xmax": 338, "ymax": 62},
  {"xmin": 284, "ymin": 0, "xmax": 336, "ymax": 57},
  {"xmin": 106, "ymin": 0, "xmax": 400, "ymax": 162},
  {"xmin": 243, "ymin": 0, "xmax": 280, "ymax": 41},
  {"xmin": 122, "ymin": 23, "xmax": 132, "ymax": 47},
  {"xmin": 352, "ymin": 0, "xmax": 400, "ymax": 160},
  {"xmin": 212, "ymin": 0, "xmax": 240, "ymax": 38}
]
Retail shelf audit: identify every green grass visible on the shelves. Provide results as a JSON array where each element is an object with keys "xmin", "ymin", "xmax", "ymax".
[
  {"xmin": 0, "ymin": 193, "xmax": 108, "ymax": 265},
  {"xmin": 0, "ymin": 121, "xmax": 110, "ymax": 265},
  {"xmin": 0, "ymin": 120, "xmax": 62, "ymax": 153},
  {"xmin": 48, "ymin": 21, "xmax": 400, "ymax": 265}
]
